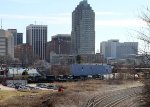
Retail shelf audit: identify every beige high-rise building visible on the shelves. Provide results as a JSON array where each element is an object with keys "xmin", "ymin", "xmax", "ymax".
[
  {"xmin": 100, "ymin": 39, "xmax": 138, "ymax": 59},
  {"xmin": 8, "ymin": 29, "xmax": 17, "ymax": 46},
  {"xmin": 0, "ymin": 29, "xmax": 14, "ymax": 58},
  {"xmin": 26, "ymin": 24, "xmax": 47, "ymax": 60}
]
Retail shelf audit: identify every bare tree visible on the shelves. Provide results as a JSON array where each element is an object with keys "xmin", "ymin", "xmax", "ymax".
[
  {"xmin": 0, "ymin": 55, "xmax": 13, "ymax": 65},
  {"xmin": 136, "ymin": 8, "xmax": 150, "ymax": 106},
  {"xmin": 76, "ymin": 55, "xmax": 82, "ymax": 64},
  {"xmin": 49, "ymin": 65, "xmax": 70, "ymax": 76}
]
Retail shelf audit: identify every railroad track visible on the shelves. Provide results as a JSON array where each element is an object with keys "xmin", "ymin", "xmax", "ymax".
[{"xmin": 85, "ymin": 86, "xmax": 143, "ymax": 107}]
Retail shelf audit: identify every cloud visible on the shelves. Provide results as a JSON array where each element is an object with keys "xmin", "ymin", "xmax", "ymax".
[
  {"xmin": 96, "ymin": 19, "xmax": 147, "ymax": 27},
  {"xmin": 1, "ymin": 14, "xmax": 147, "ymax": 27},
  {"xmin": 57, "ymin": 13, "xmax": 71, "ymax": 17},
  {"xmin": 96, "ymin": 12, "xmax": 122, "ymax": 16},
  {"xmin": 8, "ymin": 0, "xmax": 40, "ymax": 3},
  {"xmin": 0, "ymin": 14, "xmax": 71, "ymax": 25}
]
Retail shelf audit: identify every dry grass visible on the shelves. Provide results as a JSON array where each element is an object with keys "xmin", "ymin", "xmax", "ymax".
[
  {"xmin": 0, "ymin": 80, "xmax": 103, "ymax": 107},
  {"xmin": 0, "ymin": 90, "xmax": 51, "ymax": 107},
  {"xmin": 53, "ymin": 80, "xmax": 103, "ymax": 92},
  {"xmin": 0, "ymin": 90, "xmax": 31, "ymax": 102},
  {"xmin": 0, "ymin": 80, "xmax": 142, "ymax": 107}
]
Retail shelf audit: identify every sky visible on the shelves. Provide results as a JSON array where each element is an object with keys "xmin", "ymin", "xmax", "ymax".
[{"xmin": 0, "ymin": 0, "xmax": 150, "ymax": 52}]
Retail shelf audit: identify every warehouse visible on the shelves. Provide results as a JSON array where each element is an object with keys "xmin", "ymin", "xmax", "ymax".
[
  {"xmin": 7, "ymin": 68, "xmax": 41, "ymax": 77},
  {"xmin": 70, "ymin": 64, "xmax": 112, "ymax": 76}
]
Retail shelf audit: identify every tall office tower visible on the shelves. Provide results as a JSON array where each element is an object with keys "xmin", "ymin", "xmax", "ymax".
[
  {"xmin": 17, "ymin": 33, "xmax": 23, "ymax": 45},
  {"xmin": 8, "ymin": 29, "xmax": 17, "ymax": 46},
  {"xmin": 26, "ymin": 24, "xmax": 47, "ymax": 60},
  {"xmin": 71, "ymin": 0, "xmax": 95, "ymax": 54},
  {"xmin": 0, "ymin": 29, "xmax": 14, "ymax": 58}
]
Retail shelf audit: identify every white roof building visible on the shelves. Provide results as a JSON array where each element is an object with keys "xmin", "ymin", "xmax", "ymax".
[{"xmin": 7, "ymin": 68, "xmax": 41, "ymax": 77}]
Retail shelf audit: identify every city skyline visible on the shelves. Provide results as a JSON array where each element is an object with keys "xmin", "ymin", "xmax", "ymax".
[{"xmin": 0, "ymin": 0, "xmax": 150, "ymax": 51}]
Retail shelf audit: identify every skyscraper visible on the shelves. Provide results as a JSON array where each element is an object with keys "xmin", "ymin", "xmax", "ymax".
[
  {"xmin": 26, "ymin": 24, "xmax": 47, "ymax": 60},
  {"xmin": 17, "ymin": 33, "xmax": 23, "ymax": 45},
  {"xmin": 8, "ymin": 29, "xmax": 17, "ymax": 46},
  {"xmin": 0, "ymin": 29, "xmax": 14, "ymax": 58},
  {"xmin": 71, "ymin": 0, "xmax": 95, "ymax": 55}
]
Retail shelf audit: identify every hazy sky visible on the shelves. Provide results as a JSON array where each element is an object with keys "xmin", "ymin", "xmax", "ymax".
[{"xmin": 0, "ymin": 0, "xmax": 150, "ymax": 51}]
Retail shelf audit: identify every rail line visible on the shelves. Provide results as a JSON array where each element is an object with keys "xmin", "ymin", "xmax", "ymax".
[
  {"xmin": 126, "ymin": 96, "xmax": 144, "ymax": 107},
  {"xmin": 85, "ymin": 86, "xmax": 143, "ymax": 107}
]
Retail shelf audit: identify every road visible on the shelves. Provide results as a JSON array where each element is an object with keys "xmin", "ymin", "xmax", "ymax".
[{"xmin": 84, "ymin": 86, "xmax": 143, "ymax": 107}]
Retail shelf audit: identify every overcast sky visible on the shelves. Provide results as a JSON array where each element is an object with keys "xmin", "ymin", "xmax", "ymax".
[{"xmin": 0, "ymin": 0, "xmax": 150, "ymax": 51}]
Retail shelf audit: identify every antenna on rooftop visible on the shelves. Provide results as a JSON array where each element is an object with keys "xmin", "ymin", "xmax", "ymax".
[{"xmin": 1, "ymin": 18, "xmax": 2, "ymax": 29}]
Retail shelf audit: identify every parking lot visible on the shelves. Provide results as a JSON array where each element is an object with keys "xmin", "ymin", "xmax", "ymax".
[{"xmin": 0, "ymin": 83, "xmax": 63, "ymax": 92}]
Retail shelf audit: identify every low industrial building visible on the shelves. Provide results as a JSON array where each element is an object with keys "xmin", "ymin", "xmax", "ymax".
[
  {"xmin": 7, "ymin": 68, "xmax": 41, "ymax": 77},
  {"xmin": 70, "ymin": 64, "xmax": 112, "ymax": 76},
  {"xmin": 5, "ymin": 79, "xmax": 27, "ymax": 86},
  {"xmin": 1, "ymin": 68, "xmax": 40, "ymax": 86}
]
